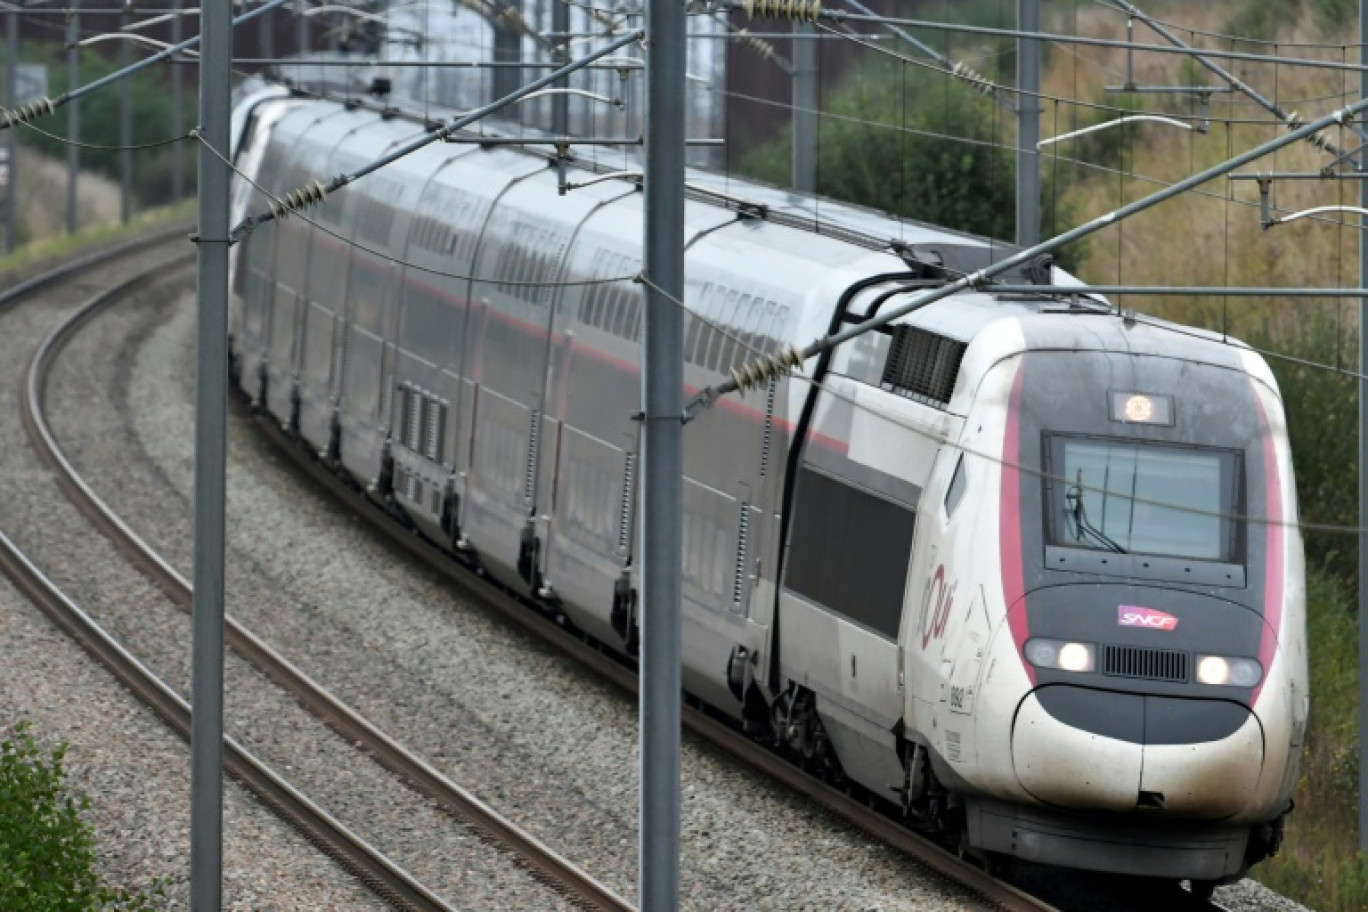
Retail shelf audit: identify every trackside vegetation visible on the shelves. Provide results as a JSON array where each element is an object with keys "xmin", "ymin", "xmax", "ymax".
[{"xmin": 0, "ymin": 722, "xmax": 162, "ymax": 910}]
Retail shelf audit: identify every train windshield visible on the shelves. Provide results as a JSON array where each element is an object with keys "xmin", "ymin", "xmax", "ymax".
[{"xmin": 1046, "ymin": 436, "xmax": 1240, "ymax": 562}]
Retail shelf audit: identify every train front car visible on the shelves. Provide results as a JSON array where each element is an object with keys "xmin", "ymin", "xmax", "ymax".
[{"xmin": 918, "ymin": 309, "xmax": 1307, "ymax": 887}]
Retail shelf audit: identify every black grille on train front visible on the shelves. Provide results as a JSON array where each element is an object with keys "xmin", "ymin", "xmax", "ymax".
[
  {"xmin": 1102, "ymin": 645, "xmax": 1188, "ymax": 683},
  {"xmin": 881, "ymin": 325, "xmax": 965, "ymax": 407}
]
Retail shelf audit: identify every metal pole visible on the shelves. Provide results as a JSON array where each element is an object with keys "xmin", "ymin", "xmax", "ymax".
[
  {"xmin": 66, "ymin": 11, "xmax": 79, "ymax": 235},
  {"xmin": 1016, "ymin": 0, "xmax": 1040, "ymax": 246},
  {"xmin": 641, "ymin": 0, "xmax": 683, "ymax": 906},
  {"xmin": 172, "ymin": 0, "xmax": 183, "ymax": 203},
  {"xmin": 190, "ymin": 0, "xmax": 231, "ymax": 903},
  {"xmin": 551, "ymin": 0, "xmax": 568, "ymax": 137},
  {"xmin": 791, "ymin": 21, "xmax": 816, "ymax": 194},
  {"xmin": 492, "ymin": 3, "xmax": 521, "ymax": 111},
  {"xmin": 5, "ymin": 8, "xmax": 17, "ymax": 253},
  {"xmin": 296, "ymin": 0, "xmax": 306, "ymax": 57},
  {"xmin": 260, "ymin": 0, "xmax": 273, "ymax": 62},
  {"xmin": 1112, "ymin": 0, "xmax": 1366, "ymax": 156},
  {"xmin": 120, "ymin": 10, "xmax": 131, "ymax": 225},
  {"xmin": 1358, "ymin": 0, "xmax": 1368, "ymax": 856}
]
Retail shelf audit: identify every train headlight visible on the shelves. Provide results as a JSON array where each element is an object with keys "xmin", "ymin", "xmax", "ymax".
[
  {"xmin": 1024, "ymin": 638, "xmax": 1095, "ymax": 673},
  {"xmin": 1196, "ymin": 654, "xmax": 1262, "ymax": 687}
]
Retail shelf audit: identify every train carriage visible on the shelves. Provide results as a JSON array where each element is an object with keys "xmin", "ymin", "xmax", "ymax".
[{"xmin": 228, "ymin": 82, "xmax": 1306, "ymax": 890}]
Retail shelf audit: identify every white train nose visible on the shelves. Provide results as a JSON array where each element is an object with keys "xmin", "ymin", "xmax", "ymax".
[{"xmin": 1011, "ymin": 688, "xmax": 1265, "ymax": 818}]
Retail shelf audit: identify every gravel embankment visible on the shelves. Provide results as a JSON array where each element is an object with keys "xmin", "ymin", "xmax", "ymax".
[
  {"xmin": 41, "ymin": 276, "xmax": 996, "ymax": 910},
  {"xmin": 0, "ymin": 249, "xmax": 390, "ymax": 910}
]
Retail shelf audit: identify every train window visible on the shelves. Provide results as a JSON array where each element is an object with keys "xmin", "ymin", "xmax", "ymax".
[
  {"xmin": 784, "ymin": 467, "xmax": 916, "ymax": 639},
  {"xmin": 945, "ymin": 454, "xmax": 966, "ymax": 518},
  {"xmin": 1044, "ymin": 435, "xmax": 1241, "ymax": 563}
]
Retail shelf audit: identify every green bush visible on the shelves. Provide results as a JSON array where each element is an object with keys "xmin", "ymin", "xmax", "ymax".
[
  {"xmin": 1255, "ymin": 565, "xmax": 1363, "ymax": 909},
  {"xmin": 0, "ymin": 722, "xmax": 162, "ymax": 911},
  {"xmin": 738, "ymin": 58, "xmax": 1020, "ymax": 242},
  {"xmin": 1242, "ymin": 307, "xmax": 1358, "ymax": 585}
]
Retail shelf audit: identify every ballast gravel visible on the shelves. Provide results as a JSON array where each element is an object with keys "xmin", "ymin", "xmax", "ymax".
[{"xmin": 0, "ymin": 248, "xmax": 389, "ymax": 911}]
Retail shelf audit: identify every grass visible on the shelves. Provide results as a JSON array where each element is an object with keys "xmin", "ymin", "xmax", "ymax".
[
  {"xmin": 0, "ymin": 200, "xmax": 193, "ymax": 277},
  {"xmin": 1256, "ymin": 565, "xmax": 1363, "ymax": 910}
]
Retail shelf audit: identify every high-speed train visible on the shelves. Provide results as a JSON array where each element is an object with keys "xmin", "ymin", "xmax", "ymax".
[{"xmin": 227, "ymin": 81, "xmax": 1307, "ymax": 890}]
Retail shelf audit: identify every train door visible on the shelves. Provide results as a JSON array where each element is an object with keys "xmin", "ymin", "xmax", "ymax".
[
  {"xmin": 259, "ymin": 154, "xmax": 314, "ymax": 422},
  {"xmin": 229, "ymin": 99, "xmax": 300, "ymax": 399},
  {"xmin": 540, "ymin": 246, "xmax": 642, "ymax": 646},
  {"xmin": 295, "ymin": 147, "xmax": 364, "ymax": 452},
  {"xmin": 332, "ymin": 171, "xmax": 411, "ymax": 484},
  {"xmin": 777, "ymin": 377, "xmax": 922, "ymax": 721},
  {"xmin": 530, "ymin": 188, "xmax": 638, "ymax": 620},
  {"xmin": 457, "ymin": 175, "xmax": 564, "ymax": 589}
]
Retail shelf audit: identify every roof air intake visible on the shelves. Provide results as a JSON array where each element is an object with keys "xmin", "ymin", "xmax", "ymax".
[{"xmin": 880, "ymin": 325, "xmax": 966, "ymax": 407}]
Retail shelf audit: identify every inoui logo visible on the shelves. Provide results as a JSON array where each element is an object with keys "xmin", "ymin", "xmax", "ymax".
[{"xmin": 1117, "ymin": 605, "xmax": 1179, "ymax": 631}]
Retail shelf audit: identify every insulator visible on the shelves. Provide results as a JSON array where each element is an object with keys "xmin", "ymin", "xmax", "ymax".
[
  {"xmin": 951, "ymin": 60, "xmax": 997, "ymax": 98},
  {"xmin": 729, "ymin": 344, "xmax": 805, "ymax": 394},
  {"xmin": 269, "ymin": 180, "xmax": 328, "ymax": 221},
  {"xmin": 734, "ymin": 28, "xmax": 777, "ymax": 62},
  {"xmin": 742, "ymin": 0, "xmax": 822, "ymax": 23},
  {"xmin": 1, "ymin": 97, "xmax": 55, "ymax": 128},
  {"xmin": 1285, "ymin": 111, "xmax": 1330, "ymax": 151}
]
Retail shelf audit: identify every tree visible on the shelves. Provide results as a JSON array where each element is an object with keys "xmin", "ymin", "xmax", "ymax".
[{"xmin": 739, "ymin": 59, "xmax": 1056, "ymax": 245}]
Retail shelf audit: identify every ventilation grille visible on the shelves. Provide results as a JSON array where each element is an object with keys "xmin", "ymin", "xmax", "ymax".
[
  {"xmin": 1103, "ymin": 645, "xmax": 1188, "ymax": 683},
  {"xmin": 731, "ymin": 502, "xmax": 750, "ymax": 609},
  {"xmin": 394, "ymin": 383, "xmax": 446, "ymax": 464},
  {"xmin": 523, "ymin": 409, "xmax": 541, "ymax": 503},
  {"xmin": 760, "ymin": 379, "xmax": 776, "ymax": 478},
  {"xmin": 880, "ymin": 325, "xmax": 966, "ymax": 407},
  {"xmin": 617, "ymin": 452, "xmax": 636, "ymax": 553}
]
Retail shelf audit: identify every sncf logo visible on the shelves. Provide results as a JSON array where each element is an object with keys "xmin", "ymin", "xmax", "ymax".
[{"xmin": 1117, "ymin": 605, "xmax": 1179, "ymax": 631}]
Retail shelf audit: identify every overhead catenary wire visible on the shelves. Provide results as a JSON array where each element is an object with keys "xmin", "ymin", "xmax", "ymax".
[
  {"xmin": 1103, "ymin": 0, "xmax": 1357, "ymax": 160},
  {"xmin": 737, "ymin": 3, "xmax": 1368, "ymax": 75},
  {"xmin": 711, "ymin": 84, "xmax": 1364, "ymax": 232}
]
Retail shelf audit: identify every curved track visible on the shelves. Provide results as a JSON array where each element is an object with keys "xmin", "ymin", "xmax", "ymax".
[{"xmin": 7, "ymin": 229, "xmax": 631, "ymax": 912}]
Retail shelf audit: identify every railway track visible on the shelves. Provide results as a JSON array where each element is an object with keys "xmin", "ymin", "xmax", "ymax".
[
  {"xmin": 7, "ymin": 230, "xmax": 1241, "ymax": 912},
  {"xmin": 4, "ymin": 228, "xmax": 631, "ymax": 912}
]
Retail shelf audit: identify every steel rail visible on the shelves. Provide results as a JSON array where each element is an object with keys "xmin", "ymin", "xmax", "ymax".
[
  {"xmin": 7, "ymin": 244, "xmax": 453, "ymax": 912},
  {"xmin": 19, "ymin": 243, "xmax": 633, "ymax": 912},
  {"xmin": 247, "ymin": 412, "xmax": 1061, "ymax": 912}
]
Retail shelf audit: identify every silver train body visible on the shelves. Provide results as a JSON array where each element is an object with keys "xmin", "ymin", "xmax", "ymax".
[{"xmin": 228, "ymin": 85, "xmax": 1307, "ymax": 885}]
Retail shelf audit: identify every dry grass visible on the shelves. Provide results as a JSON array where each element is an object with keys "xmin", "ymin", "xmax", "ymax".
[{"xmin": 12, "ymin": 147, "xmax": 122, "ymax": 243}]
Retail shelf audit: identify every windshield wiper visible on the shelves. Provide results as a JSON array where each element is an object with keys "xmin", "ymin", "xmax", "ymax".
[{"xmin": 1065, "ymin": 469, "xmax": 1127, "ymax": 554}]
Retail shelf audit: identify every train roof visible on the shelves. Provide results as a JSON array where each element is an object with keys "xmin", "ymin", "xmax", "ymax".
[{"xmin": 242, "ymin": 88, "xmax": 1279, "ymax": 399}]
